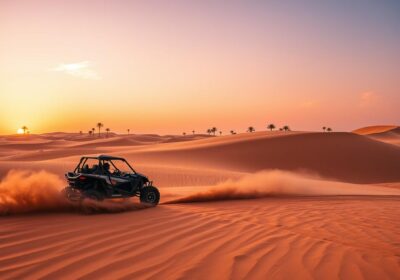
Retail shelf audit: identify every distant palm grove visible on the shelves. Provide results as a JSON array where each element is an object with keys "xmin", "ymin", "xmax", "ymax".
[{"xmin": 78, "ymin": 123, "xmax": 333, "ymax": 137}]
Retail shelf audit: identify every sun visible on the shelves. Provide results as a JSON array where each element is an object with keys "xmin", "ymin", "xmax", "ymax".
[{"xmin": 17, "ymin": 128, "xmax": 24, "ymax": 134}]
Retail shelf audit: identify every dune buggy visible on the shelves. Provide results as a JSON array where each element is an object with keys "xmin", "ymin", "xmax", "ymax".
[{"xmin": 64, "ymin": 155, "xmax": 160, "ymax": 205}]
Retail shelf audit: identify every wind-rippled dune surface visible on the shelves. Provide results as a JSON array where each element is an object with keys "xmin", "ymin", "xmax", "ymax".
[{"xmin": 0, "ymin": 197, "xmax": 399, "ymax": 279}]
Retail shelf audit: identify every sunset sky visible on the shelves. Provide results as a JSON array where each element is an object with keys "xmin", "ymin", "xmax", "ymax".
[{"xmin": 0, "ymin": 0, "xmax": 399, "ymax": 135}]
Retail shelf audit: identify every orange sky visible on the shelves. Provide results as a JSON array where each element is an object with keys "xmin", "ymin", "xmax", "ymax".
[{"xmin": 0, "ymin": 1, "xmax": 399, "ymax": 135}]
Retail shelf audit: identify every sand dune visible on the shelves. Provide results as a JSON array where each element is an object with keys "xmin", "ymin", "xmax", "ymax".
[
  {"xmin": 123, "ymin": 131, "xmax": 400, "ymax": 183},
  {"xmin": 0, "ymin": 134, "xmax": 212, "ymax": 160},
  {"xmin": 353, "ymin": 125, "xmax": 398, "ymax": 135},
  {"xmin": 353, "ymin": 125, "xmax": 400, "ymax": 146},
  {"xmin": 1, "ymin": 148, "xmax": 109, "ymax": 162},
  {"xmin": 0, "ymin": 129, "xmax": 399, "ymax": 279},
  {"xmin": 0, "ymin": 140, "xmax": 69, "ymax": 151},
  {"xmin": 3, "ymin": 131, "xmax": 400, "ymax": 183},
  {"xmin": 1, "ymin": 131, "xmax": 400, "ymax": 183},
  {"xmin": 70, "ymin": 136, "xmax": 155, "ymax": 148},
  {"xmin": 363, "ymin": 127, "xmax": 400, "ymax": 147}
]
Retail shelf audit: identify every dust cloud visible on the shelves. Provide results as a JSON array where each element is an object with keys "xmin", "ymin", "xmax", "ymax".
[
  {"xmin": 2, "ymin": 169, "xmax": 398, "ymax": 213},
  {"xmin": 0, "ymin": 170, "xmax": 150, "ymax": 215},
  {"xmin": 165, "ymin": 170, "xmax": 400, "ymax": 204}
]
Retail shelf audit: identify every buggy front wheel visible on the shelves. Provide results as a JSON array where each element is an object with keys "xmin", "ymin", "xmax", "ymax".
[{"xmin": 140, "ymin": 186, "xmax": 160, "ymax": 206}]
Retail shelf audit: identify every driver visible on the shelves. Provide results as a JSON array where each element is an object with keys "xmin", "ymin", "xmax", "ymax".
[{"xmin": 103, "ymin": 162, "xmax": 111, "ymax": 175}]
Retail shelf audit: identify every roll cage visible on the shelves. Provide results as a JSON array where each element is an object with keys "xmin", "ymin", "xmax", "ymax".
[{"xmin": 74, "ymin": 155, "xmax": 137, "ymax": 175}]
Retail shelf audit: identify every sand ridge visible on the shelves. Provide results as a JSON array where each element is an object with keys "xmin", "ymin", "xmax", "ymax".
[{"xmin": 352, "ymin": 125, "xmax": 399, "ymax": 135}]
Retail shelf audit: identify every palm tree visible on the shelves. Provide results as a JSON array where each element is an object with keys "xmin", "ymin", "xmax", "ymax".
[
  {"xmin": 283, "ymin": 125, "xmax": 290, "ymax": 131},
  {"xmin": 106, "ymin": 128, "xmax": 110, "ymax": 137},
  {"xmin": 219, "ymin": 131, "xmax": 222, "ymax": 136},
  {"xmin": 207, "ymin": 128, "xmax": 212, "ymax": 135},
  {"xmin": 88, "ymin": 130, "xmax": 92, "ymax": 136},
  {"xmin": 267, "ymin": 124, "xmax": 276, "ymax": 131},
  {"xmin": 92, "ymin": 128, "xmax": 95, "ymax": 136},
  {"xmin": 322, "ymin": 126, "xmax": 326, "ymax": 132},
  {"xmin": 327, "ymin": 127, "xmax": 332, "ymax": 132},
  {"xmin": 211, "ymin": 127, "xmax": 217, "ymax": 135},
  {"xmin": 183, "ymin": 132, "xmax": 186, "ymax": 136},
  {"xmin": 21, "ymin": 126, "xmax": 28, "ymax": 134},
  {"xmin": 230, "ymin": 130, "xmax": 236, "ymax": 135},
  {"xmin": 96, "ymin": 122, "xmax": 104, "ymax": 137},
  {"xmin": 127, "ymin": 129, "xmax": 130, "ymax": 135},
  {"xmin": 279, "ymin": 128, "xmax": 283, "ymax": 131},
  {"xmin": 192, "ymin": 130, "xmax": 195, "ymax": 135},
  {"xmin": 247, "ymin": 126, "xmax": 255, "ymax": 133}
]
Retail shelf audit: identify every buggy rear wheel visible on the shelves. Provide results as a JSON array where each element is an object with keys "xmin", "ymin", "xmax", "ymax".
[
  {"xmin": 140, "ymin": 186, "xmax": 160, "ymax": 206},
  {"xmin": 63, "ymin": 186, "xmax": 84, "ymax": 202}
]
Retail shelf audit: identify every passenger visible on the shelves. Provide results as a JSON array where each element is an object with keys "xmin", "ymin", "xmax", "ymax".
[{"xmin": 91, "ymin": 164, "xmax": 99, "ymax": 174}]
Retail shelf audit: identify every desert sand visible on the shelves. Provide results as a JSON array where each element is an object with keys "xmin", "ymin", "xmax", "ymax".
[
  {"xmin": 353, "ymin": 125, "xmax": 400, "ymax": 147},
  {"xmin": 0, "ymin": 127, "xmax": 400, "ymax": 279}
]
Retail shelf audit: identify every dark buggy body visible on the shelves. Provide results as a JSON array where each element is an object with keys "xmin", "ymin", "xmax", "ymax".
[{"xmin": 64, "ymin": 155, "xmax": 160, "ymax": 205}]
